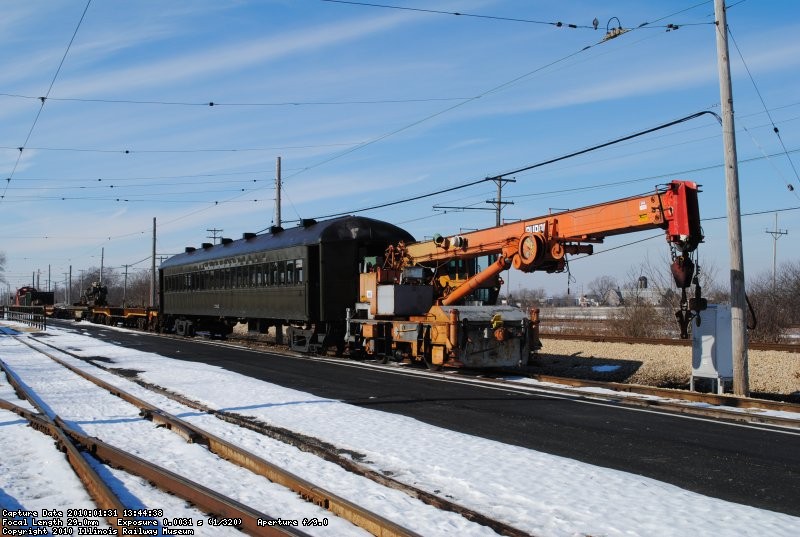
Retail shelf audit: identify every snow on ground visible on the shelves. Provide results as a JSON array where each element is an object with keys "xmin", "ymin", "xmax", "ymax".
[{"xmin": 1, "ymin": 321, "xmax": 799, "ymax": 537}]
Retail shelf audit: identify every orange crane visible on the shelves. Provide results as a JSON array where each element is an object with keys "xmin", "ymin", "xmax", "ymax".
[{"xmin": 346, "ymin": 180, "xmax": 704, "ymax": 368}]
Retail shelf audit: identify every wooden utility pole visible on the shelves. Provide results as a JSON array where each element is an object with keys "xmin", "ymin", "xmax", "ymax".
[
  {"xmin": 206, "ymin": 228, "xmax": 224, "ymax": 244},
  {"xmin": 714, "ymin": 0, "xmax": 749, "ymax": 396},
  {"xmin": 487, "ymin": 178, "xmax": 515, "ymax": 226},
  {"xmin": 122, "ymin": 264, "xmax": 129, "ymax": 307},
  {"xmin": 151, "ymin": 217, "xmax": 156, "ymax": 308},
  {"xmin": 765, "ymin": 212, "xmax": 787, "ymax": 291},
  {"xmin": 275, "ymin": 156, "xmax": 282, "ymax": 228}
]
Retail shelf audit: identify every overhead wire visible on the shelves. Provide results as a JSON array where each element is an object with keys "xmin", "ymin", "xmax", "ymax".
[
  {"xmin": 5, "ymin": 2, "xmax": 739, "ymax": 272},
  {"xmin": 296, "ymin": 110, "xmax": 722, "ymax": 222},
  {"xmin": 274, "ymin": 1, "xmax": 718, "ymax": 217},
  {"xmin": 489, "ymin": 111, "xmax": 721, "ymax": 181},
  {"xmin": 506, "ymin": 146, "xmax": 800, "ymax": 202},
  {"xmin": 726, "ymin": 25, "xmax": 800, "ymax": 199},
  {"xmin": 320, "ymin": 0, "xmax": 596, "ymax": 28},
  {"xmin": 0, "ymin": 92, "xmax": 471, "ymax": 107},
  {"xmin": 320, "ymin": 0, "xmax": 713, "ymax": 30},
  {"xmin": 2, "ymin": 100, "xmax": 797, "ymax": 168},
  {"xmin": 1, "ymin": 0, "xmax": 92, "ymax": 203},
  {"xmin": 0, "ymin": 142, "xmax": 364, "ymax": 154},
  {"xmin": 571, "ymin": 204, "xmax": 800, "ymax": 264}
]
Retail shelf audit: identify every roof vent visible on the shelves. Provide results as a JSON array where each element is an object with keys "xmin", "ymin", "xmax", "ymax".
[
  {"xmin": 300, "ymin": 218, "xmax": 317, "ymax": 227},
  {"xmin": 221, "ymin": 237, "xmax": 233, "ymax": 245},
  {"xmin": 185, "ymin": 246, "xmax": 196, "ymax": 253},
  {"xmin": 202, "ymin": 243, "xmax": 213, "ymax": 249},
  {"xmin": 243, "ymin": 232, "xmax": 257, "ymax": 240},
  {"xmin": 270, "ymin": 225, "xmax": 284, "ymax": 234}
]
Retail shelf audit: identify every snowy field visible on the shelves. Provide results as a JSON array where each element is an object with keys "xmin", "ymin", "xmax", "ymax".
[{"xmin": 1, "ymin": 321, "xmax": 799, "ymax": 537}]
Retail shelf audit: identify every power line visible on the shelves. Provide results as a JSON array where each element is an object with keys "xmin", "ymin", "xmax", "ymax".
[
  {"xmin": 321, "ymin": 0, "xmax": 714, "ymax": 30},
  {"xmin": 2, "ymin": 101, "xmax": 797, "ymax": 167},
  {"xmin": 572, "ymin": 204, "xmax": 800, "ymax": 263},
  {"xmin": 490, "ymin": 111, "xmax": 721, "ymax": 181},
  {"xmin": 321, "ymin": 0, "xmax": 596, "ymax": 29},
  {"xmin": 1, "ymin": 0, "xmax": 92, "ymax": 202},
  {"xmin": 296, "ymin": 110, "xmax": 721, "ymax": 222},
  {"xmin": 278, "ymin": 3, "xmax": 715, "ymax": 193},
  {"xmin": 506, "ymin": 146, "xmax": 800, "ymax": 202},
  {"xmin": 0, "ymin": 92, "xmax": 470, "ymax": 107},
  {"xmin": 727, "ymin": 25, "xmax": 799, "ymax": 193},
  {"xmin": 0, "ymin": 142, "xmax": 362, "ymax": 154}
]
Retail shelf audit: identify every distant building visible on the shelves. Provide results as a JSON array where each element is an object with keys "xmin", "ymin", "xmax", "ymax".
[
  {"xmin": 620, "ymin": 287, "xmax": 662, "ymax": 306},
  {"xmin": 603, "ymin": 288, "xmax": 624, "ymax": 306}
]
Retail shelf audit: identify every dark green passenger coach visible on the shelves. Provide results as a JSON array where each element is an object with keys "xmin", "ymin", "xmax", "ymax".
[{"xmin": 158, "ymin": 216, "xmax": 414, "ymax": 342}]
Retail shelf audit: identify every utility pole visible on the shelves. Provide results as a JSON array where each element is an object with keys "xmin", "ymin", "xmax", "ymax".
[
  {"xmin": 122, "ymin": 264, "xmax": 129, "ymax": 307},
  {"xmin": 486, "ymin": 177, "xmax": 516, "ymax": 227},
  {"xmin": 715, "ymin": 0, "xmax": 749, "ymax": 396},
  {"xmin": 151, "ymin": 217, "xmax": 157, "ymax": 308},
  {"xmin": 434, "ymin": 177, "xmax": 517, "ymax": 226},
  {"xmin": 765, "ymin": 212, "xmax": 787, "ymax": 291},
  {"xmin": 275, "ymin": 156, "xmax": 282, "ymax": 228},
  {"xmin": 100, "ymin": 247, "xmax": 105, "ymax": 285},
  {"xmin": 206, "ymin": 228, "xmax": 224, "ymax": 244}
]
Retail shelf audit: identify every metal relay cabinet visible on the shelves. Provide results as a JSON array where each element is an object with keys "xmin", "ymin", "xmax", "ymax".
[{"xmin": 691, "ymin": 304, "xmax": 734, "ymax": 394}]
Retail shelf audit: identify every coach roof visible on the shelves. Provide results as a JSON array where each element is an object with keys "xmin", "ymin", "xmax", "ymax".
[{"xmin": 160, "ymin": 215, "xmax": 414, "ymax": 269}]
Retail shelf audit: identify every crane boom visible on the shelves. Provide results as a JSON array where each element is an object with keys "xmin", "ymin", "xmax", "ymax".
[
  {"xmin": 404, "ymin": 180, "xmax": 701, "ymax": 269},
  {"xmin": 347, "ymin": 180, "xmax": 705, "ymax": 369}
]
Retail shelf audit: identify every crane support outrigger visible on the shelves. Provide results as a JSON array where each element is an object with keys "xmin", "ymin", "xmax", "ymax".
[{"xmin": 346, "ymin": 180, "xmax": 704, "ymax": 368}]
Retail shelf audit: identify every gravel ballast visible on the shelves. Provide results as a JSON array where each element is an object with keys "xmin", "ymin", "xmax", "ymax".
[{"xmin": 531, "ymin": 338, "xmax": 800, "ymax": 401}]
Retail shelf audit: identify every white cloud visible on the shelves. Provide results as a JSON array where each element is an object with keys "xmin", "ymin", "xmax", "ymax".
[{"xmin": 54, "ymin": 11, "xmax": 419, "ymax": 98}]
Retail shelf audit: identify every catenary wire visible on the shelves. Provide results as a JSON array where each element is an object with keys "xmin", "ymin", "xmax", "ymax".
[
  {"xmin": 0, "ymin": 92, "xmax": 470, "ymax": 107},
  {"xmin": 1, "ymin": 0, "xmax": 91, "ymax": 202},
  {"xmin": 727, "ymin": 25, "xmax": 800, "ymax": 197}
]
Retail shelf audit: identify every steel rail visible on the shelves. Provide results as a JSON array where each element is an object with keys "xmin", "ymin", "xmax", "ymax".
[
  {"xmin": 16, "ymin": 336, "xmax": 425, "ymax": 537},
  {"xmin": 0, "ymin": 390, "xmax": 130, "ymax": 534},
  {"xmin": 213, "ymin": 327, "xmax": 800, "ymax": 424},
  {"xmin": 0, "ymin": 360, "xmax": 306, "ymax": 537},
  {"xmin": 475, "ymin": 370, "xmax": 800, "ymax": 428},
  {"xmin": 223, "ymin": 329, "xmax": 800, "ymax": 420},
  {"xmin": 527, "ymin": 373, "xmax": 800, "ymax": 413},
  {"xmin": 27, "ymin": 334, "xmax": 530, "ymax": 537}
]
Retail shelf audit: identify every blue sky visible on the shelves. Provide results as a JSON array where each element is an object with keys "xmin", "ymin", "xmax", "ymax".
[{"xmin": 2, "ymin": 0, "xmax": 799, "ymax": 298}]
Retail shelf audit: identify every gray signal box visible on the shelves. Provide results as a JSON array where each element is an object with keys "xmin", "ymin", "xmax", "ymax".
[{"xmin": 690, "ymin": 304, "xmax": 734, "ymax": 394}]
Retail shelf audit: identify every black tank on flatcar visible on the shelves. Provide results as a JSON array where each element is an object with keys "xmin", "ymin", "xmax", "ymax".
[{"xmin": 158, "ymin": 216, "xmax": 414, "ymax": 344}]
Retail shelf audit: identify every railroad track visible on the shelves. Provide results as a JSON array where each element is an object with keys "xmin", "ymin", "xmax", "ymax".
[
  {"xmin": 49, "ymin": 317, "xmax": 800, "ymax": 419},
  {"xmin": 221, "ymin": 331, "xmax": 800, "ymax": 417},
  {"xmin": 1, "ymin": 334, "xmax": 531, "ymax": 537}
]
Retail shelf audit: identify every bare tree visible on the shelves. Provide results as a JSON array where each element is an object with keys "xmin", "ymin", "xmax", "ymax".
[
  {"xmin": 587, "ymin": 275, "xmax": 618, "ymax": 305},
  {"xmin": 745, "ymin": 261, "xmax": 800, "ymax": 343},
  {"xmin": 124, "ymin": 270, "xmax": 153, "ymax": 307}
]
